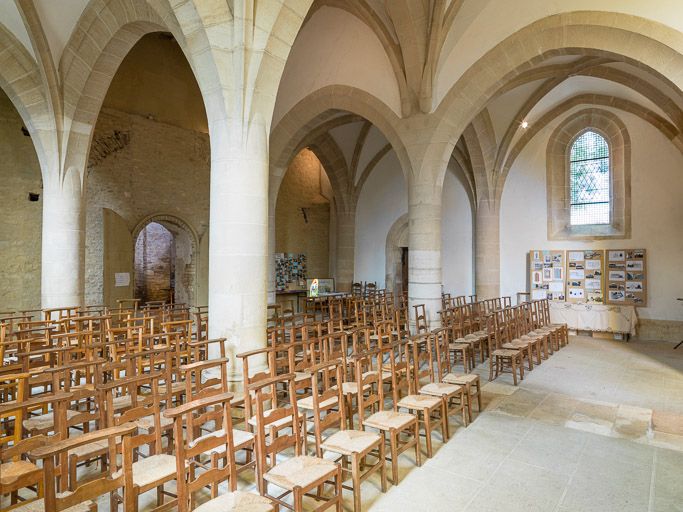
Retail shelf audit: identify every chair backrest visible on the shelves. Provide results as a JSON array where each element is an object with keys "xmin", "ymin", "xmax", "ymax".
[
  {"xmin": 165, "ymin": 392, "xmax": 239, "ymax": 510},
  {"xmin": 101, "ymin": 372, "xmax": 164, "ymax": 458},
  {"xmin": 308, "ymin": 360, "xmax": 345, "ymax": 458},
  {"xmin": 237, "ymin": 347, "xmax": 278, "ymax": 424},
  {"xmin": 30, "ymin": 422, "xmax": 137, "ymax": 511},
  {"xmin": 249, "ymin": 374, "xmax": 301, "ymax": 477},
  {"xmin": 413, "ymin": 304, "xmax": 428, "ymax": 334},
  {"xmin": 431, "ymin": 328, "xmax": 451, "ymax": 380},
  {"xmin": 402, "ymin": 335, "xmax": 427, "ymax": 396},
  {"xmin": 354, "ymin": 350, "xmax": 384, "ymax": 428},
  {"xmin": 379, "ymin": 339, "xmax": 413, "ymax": 409}
]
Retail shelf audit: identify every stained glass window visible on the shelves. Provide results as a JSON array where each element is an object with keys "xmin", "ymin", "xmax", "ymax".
[{"xmin": 569, "ymin": 131, "xmax": 610, "ymax": 225}]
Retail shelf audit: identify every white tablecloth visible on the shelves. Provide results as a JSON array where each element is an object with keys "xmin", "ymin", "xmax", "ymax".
[{"xmin": 549, "ymin": 302, "xmax": 638, "ymax": 336}]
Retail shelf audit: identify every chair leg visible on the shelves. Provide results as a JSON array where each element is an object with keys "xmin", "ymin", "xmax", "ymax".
[
  {"xmin": 441, "ymin": 401, "xmax": 450, "ymax": 441},
  {"xmin": 293, "ymin": 486, "xmax": 304, "ymax": 512},
  {"xmin": 519, "ymin": 355, "xmax": 525, "ymax": 380},
  {"xmin": 389, "ymin": 430, "xmax": 399, "ymax": 485},
  {"xmin": 351, "ymin": 456, "xmax": 361, "ymax": 512},
  {"xmin": 423, "ymin": 410, "xmax": 433, "ymax": 458},
  {"xmin": 378, "ymin": 439, "xmax": 388, "ymax": 492},
  {"xmin": 511, "ymin": 357, "xmax": 518, "ymax": 386},
  {"xmin": 413, "ymin": 421, "xmax": 422, "ymax": 468}
]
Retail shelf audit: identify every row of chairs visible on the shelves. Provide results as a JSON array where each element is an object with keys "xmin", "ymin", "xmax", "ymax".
[
  {"xmin": 1, "ymin": 290, "xmax": 473, "ymax": 512},
  {"xmin": 1, "ymin": 292, "xmax": 568, "ymax": 511}
]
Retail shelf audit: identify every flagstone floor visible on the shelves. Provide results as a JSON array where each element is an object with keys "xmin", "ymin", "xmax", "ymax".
[{"xmin": 366, "ymin": 336, "xmax": 683, "ymax": 512}]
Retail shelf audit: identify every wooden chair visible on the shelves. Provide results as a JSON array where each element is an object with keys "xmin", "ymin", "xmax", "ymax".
[
  {"xmin": 442, "ymin": 332, "xmax": 483, "ymax": 423},
  {"xmin": 0, "ymin": 392, "xmax": 71, "ymax": 511},
  {"xmin": 354, "ymin": 350, "xmax": 421, "ymax": 485},
  {"xmin": 412, "ymin": 305, "xmax": 428, "ymax": 334},
  {"xmin": 164, "ymin": 392, "xmax": 274, "ymax": 512},
  {"xmin": 308, "ymin": 360, "xmax": 387, "ymax": 512},
  {"xmin": 249, "ymin": 373, "xmax": 342, "ymax": 512},
  {"xmin": 180, "ymin": 356, "xmax": 256, "ymax": 481},
  {"xmin": 500, "ymin": 308, "xmax": 534, "ymax": 372},
  {"xmin": 420, "ymin": 329, "xmax": 468, "ymax": 430},
  {"xmin": 393, "ymin": 338, "xmax": 446, "ymax": 459},
  {"xmin": 103, "ymin": 373, "xmax": 178, "ymax": 512},
  {"xmin": 20, "ymin": 422, "xmax": 137, "ymax": 512},
  {"xmin": 489, "ymin": 311, "xmax": 524, "ymax": 385}
]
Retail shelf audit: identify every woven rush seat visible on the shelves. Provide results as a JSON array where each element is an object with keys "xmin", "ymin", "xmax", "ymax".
[
  {"xmin": 297, "ymin": 393, "xmax": 338, "ymax": 410},
  {"xmin": 10, "ymin": 496, "xmax": 92, "ymax": 512},
  {"xmin": 340, "ymin": 381, "xmax": 371, "ymax": 395},
  {"xmin": 449, "ymin": 341, "xmax": 469, "ymax": 349},
  {"xmin": 419, "ymin": 382, "xmax": 462, "ymax": 397},
  {"xmin": 364, "ymin": 410, "xmax": 415, "ymax": 430},
  {"xmin": 247, "ymin": 407, "xmax": 297, "ymax": 429},
  {"xmin": 443, "ymin": 373, "xmax": 478, "ymax": 385},
  {"xmin": 112, "ymin": 454, "xmax": 177, "ymax": 488},
  {"xmin": 321, "ymin": 429, "xmax": 382, "ymax": 456},
  {"xmin": 0, "ymin": 460, "xmax": 39, "ymax": 488},
  {"xmin": 294, "ymin": 371, "xmax": 311, "ymax": 383},
  {"xmin": 492, "ymin": 348, "xmax": 520, "ymax": 357},
  {"xmin": 23, "ymin": 409, "xmax": 80, "ymax": 432},
  {"xmin": 112, "ymin": 394, "xmax": 133, "ymax": 410},
  {"xmin": 397, "ymin": 394, "xmax": 441, "ymax": 410},
  {"xmin": 158, "ymin": 381, "xmax": 186, "ymax": 394},
  {"xmin": 194, "ymin": 491, "xmax": 274, "ymax": 512},
  {"xmin": 189, "ymin": 428, "xmax": 255, "ymax": 454},
  {"xmin": 365, "ymin": 369, "xmax": 392, "ymax": 381},
  {"xmin": 135, "ymin": 413, "xmax": 173, "ymax": 430},
  {"xmin": 263, "ymin": 455, "xmax": 338, "ymax": 491}
]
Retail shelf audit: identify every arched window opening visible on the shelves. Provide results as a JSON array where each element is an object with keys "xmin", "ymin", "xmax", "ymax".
[{"xmin": 569, "ymin": 131, "xmax": 610, "ymax": 225}]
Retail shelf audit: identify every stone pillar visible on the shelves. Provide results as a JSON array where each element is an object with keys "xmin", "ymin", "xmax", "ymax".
[
  {"xmin": 267, "ymin": 208, "xmax": 276, "ymax": 305},
  {"xmin": 41, "ymin": 169, "xmax": 85, "ymax": 309},
  {"xmin": 408, "ymin": 175, "xmax": 443, "ymax": 332},
  {"xmin": 335, "ymin": 207, "xmax": 356, "ymax": 292},
  {"xmin": 208, "ymin": 120, "xmax": 268, "ymax": 376},
  {"xmin": 475, "ymin": 198, "xmax": 500, "ymax": 299}
]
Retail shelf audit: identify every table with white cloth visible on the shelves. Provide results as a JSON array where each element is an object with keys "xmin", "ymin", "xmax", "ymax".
[{"xmin": 549, "ymin": 302, "xmax": 638, "ymax": 337}]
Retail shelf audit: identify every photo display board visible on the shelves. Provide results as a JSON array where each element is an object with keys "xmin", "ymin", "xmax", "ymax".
[
  {"xmin": 606, "ymin": 249, "xmax": 647, "ymax": 306},
  {"xmin": 530, "ymin": 250, "xmax": 566, "ymax": 301},
  {"xmin": 275, "ymin": 253, "xmax": 307, "ymax": 291},
  {"xmin": 566, "ymin": 250, "xmax": 604, "ymax": 304}
]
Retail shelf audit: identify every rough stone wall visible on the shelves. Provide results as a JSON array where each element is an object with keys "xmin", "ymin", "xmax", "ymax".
[
  {"xmin": 0, "ymin": 91, "xmax": 42, "ymax": 311},
  {"xmin": 85, "ymin": 108, "xmax": 210, "ymax": 305},
  {"xmin": 275, "ymin": 149, "xmax": 331, "ymax": 280},
  {"xmin": 134, "ymin": 222, "xmax": 173, "ymax": 302}
]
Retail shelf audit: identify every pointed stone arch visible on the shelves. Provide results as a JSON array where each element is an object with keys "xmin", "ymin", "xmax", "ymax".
[{"xmin": 424, "ymin": 11, "xmax": 683, "ymax": 187}]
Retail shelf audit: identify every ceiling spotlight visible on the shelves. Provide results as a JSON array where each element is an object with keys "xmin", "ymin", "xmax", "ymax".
[{"xmin": 521, "ymin": 120, "xmax": 529, "ymax": 129}]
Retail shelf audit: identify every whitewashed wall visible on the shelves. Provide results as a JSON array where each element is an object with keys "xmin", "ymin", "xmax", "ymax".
[
  {"xmin": 501, "ymin": 110, "xmax": 683, "ymax": 321},
  {"xmin": 442, "ymin": 171, "xmax": 474, "ymax": 296},
  {"xmin": 354, "ymin": 152, "xmax": 474, "ymax": 292}
]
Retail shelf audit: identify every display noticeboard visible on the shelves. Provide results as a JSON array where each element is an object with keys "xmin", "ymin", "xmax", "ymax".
[
  {"xmin": 529, "ymin": 250, "xmax": 565, "ymax": 301},
  {"xmin": 566, "ymin": 250, "xmax": 604, "ymax": 304},
  {"xmin": 605, "ymin": 249, "xmax": 647, "ymax": 306},
  {"xmin": 275, "ymin": 253, "xmax": 307, "ymax": 291}
]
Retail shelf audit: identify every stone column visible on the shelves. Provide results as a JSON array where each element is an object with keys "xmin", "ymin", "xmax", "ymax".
[
  {"xmin": 408, "ymin": 175, "xmax": 443, "ymax": 332},
  {"xmin": 208, "ymin": 120, "xmax": 269, "ymax": 376},
  {"xmin": 41, "ymin": 169, "xmax": 85, "ymax": 309},
  {"xmin": 475, "ymin": 198, "xmax": 500, "ymax": 299},
  {"xmin": 267, "ymin": 208, "xmax": 276, "ymax": 305},
  {"xmin": 335, "ymin": 207, "xmax": 356, "ymax": 292}
]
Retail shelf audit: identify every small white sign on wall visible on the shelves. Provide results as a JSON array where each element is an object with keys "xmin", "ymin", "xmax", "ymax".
[{"xmin": 115, "ymin": 272, "xmax": 130, "ymax": 287}]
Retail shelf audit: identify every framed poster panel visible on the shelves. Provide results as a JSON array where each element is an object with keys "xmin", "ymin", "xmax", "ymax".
[
  {"xmin": 529, "ymin": 250, "xmax": 565, "ymax": 301},
  {"xmin": 566, "ymin": 250, "xmax": 604, "ymax": 304},
  {"xmin": 606, "ymin": 249, "xmax": 647, "ymax": 306}
]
